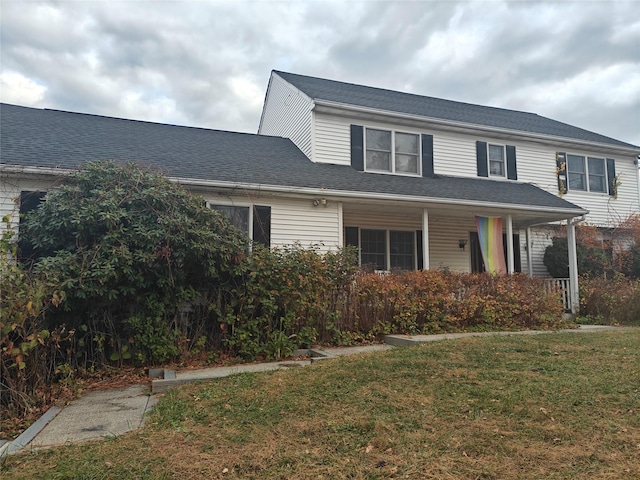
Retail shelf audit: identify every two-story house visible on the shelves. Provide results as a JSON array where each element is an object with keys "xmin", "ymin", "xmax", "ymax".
[
  {"xmin": 2, "ymin": 71, "xmax": 639, "ymax": 313},
  {"xmin": 258, "ymin": 71, "xmax": 640, "ymax": 307}
]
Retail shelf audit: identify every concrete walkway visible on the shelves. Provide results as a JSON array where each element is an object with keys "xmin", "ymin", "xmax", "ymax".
[
  {"xmin": 0, "ymin": 325, "xmax": 625, "ymax": 455},
  {"xmin": 1, "ymin": 385, "xmax": 156, "ymax": 455}
]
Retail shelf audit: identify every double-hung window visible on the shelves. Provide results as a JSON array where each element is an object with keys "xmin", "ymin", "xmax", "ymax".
[
  {"xmin": 208, "ymin": 204, "xmax": 271, "ymax": 247},
  {"xmin": 357, "ymin": 228, "xmax": 416, "ymax": 271},
  {"xmin": 488, "ymin": 144, "xmax": 505, "ymax": 177},
  {"xmin": 476, "ymin": 141, "xmax": 517, "ymax": 180},
  {"xmin": 365, "ymin": 128, "xmax": 420, "ymax": 175},
  {"xmin": 360, "ymin": 229, "xmax": 387, "ymax": 270},
  {"xmin": 566, "ymin": 155, "xmax": 607, "ymax": 193}
]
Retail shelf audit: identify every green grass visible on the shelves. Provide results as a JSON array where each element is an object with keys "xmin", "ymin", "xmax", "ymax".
[{"xmin": 3, "ymin": 330, "xmax": 639, "ymax": 479}]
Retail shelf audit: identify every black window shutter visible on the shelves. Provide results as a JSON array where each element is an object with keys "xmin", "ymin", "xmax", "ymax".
[
  {"xmin": 345, "ymin": 226, "xmax": 359, "ymax": 248},
  {"xmin": 476, "ymin": 141, "xmax": 488, "ymax": 177},
  {"xmin": 506, "ymin": 145, "xmax": 517, "ymax": 180},
  {"xmin": 416, "ymin": 230, "xmax": 424, "ymax": 270},
  {"xmin": 350, "ymin": 125, "xmax": 364, "ymax": 171},
  {"xmin": 606, "ymin": 158, "xmax": 616, "ymax": 196},
  {"xmin": 252, "ymin": 205, "xmax": 271, "ymax": 247},
  {"xmin": 421, "ymin": 134, "xmax": 434, "ymax": 178},
  {"xmin": 556, "ymin": 152, "xmax": 567, "ymax": 193}
]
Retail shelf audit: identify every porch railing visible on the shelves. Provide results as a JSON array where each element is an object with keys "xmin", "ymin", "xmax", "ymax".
[{"xmin": 544, "ymin": 278, "xmax": 571, "ymax": 312}]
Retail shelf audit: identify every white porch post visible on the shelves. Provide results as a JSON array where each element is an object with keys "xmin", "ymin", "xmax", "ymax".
[
  {"xmin": 525, "ymin": 226, "xmax": 533, "ymax": 277},
  {"xmin": 567, "ymin": 221, "xmax": 579, "ymax": 314},
  {"xmin": 337, "ymin": 202, "xmax": 344, "ymax": 248},
  {"xmin": 422, "ymin": 208, "xmax": 430, "ymax": 270},
  {"xmin": 506, "ymin": 214, "xmax": 514, "ymax": 274}
]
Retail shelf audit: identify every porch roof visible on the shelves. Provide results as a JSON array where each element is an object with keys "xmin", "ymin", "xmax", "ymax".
[{"xmin": 1, "ymin": 103, "xmax": 585, "ymax": 220}]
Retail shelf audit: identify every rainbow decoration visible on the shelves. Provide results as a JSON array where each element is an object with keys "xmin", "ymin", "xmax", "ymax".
[{"xmin": 475, "ymin": 216, "xmax": 507, "ymax": 275}]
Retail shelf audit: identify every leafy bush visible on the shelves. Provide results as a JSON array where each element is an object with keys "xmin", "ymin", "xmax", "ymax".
[
  {"xmin": 22, "ymin": 161, "xmax": 248, "ymax": 366},
  {"xmin": 223, "ymin": 245, "xmax": 359, "ymax": 360},
  {"xmin": 543, "ymin": 236, "xmax": 610, "ymax": 278},
  {"xmin": 1, "ymin": 214, "xmax": 65, "ymax": 414},
  {"xmin": 544, "ymin": 216, "xmax": 640, "ymax": 279},
  {"xmin": 579, "ymin": 275, "xmax": 640, "ymax": 325},
  {"xmin": 344, "ymin": 271, "xmax": 564, "ymax": 336},
  {"xmin": 224, "ymin": 250, "xmax": 566, "ymax": 360}
]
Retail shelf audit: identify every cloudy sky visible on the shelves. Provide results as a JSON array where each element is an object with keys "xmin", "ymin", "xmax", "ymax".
[{"xmin": 2, "ymin": 0, "xmax": 639, "ymax": 146}]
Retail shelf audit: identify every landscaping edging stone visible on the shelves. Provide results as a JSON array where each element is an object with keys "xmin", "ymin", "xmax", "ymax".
[{"xmin": 0, "ymin": 406, "xmax": 62, "ymax": 457}]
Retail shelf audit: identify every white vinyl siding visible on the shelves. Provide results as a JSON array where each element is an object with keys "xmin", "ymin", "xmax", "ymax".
[
  {"xmin": 516, "ymin": 145, "xmax": 639, "ymax": 227},
  {"xmin": 432, "ymin": 131, "xmax": 478, "ymax": 177},
  {"xmin": 0, "ymin": 182, "xmax": 20, "ymax": 233},
  {"xmin": 270, "ymin": 197, "xmax": 340, "ymax": 251},
  {"xmin": 527, "ymin": 226, "xmax": 557, "ymax": 278},
  {"xmin": 0, "ymin": 176, "xmax": 56, "ymax": 241},
  {"xmin": 427, "ymin": 217, "xmax": 477, "ymax": 273},
  {"xmin": 201, "ymin": 193, "xmax": 341, "ymax": 253},
  {"xmin": 259, "ymin": 73, "xmax": 313, "ymax": 158},
  {"xmin": 313, "ymin": 113, "xmax": 352, "ymax": 165},
  {"xmin": 311, "ymin": 111, "xmax": 639, "ymax": 228}
]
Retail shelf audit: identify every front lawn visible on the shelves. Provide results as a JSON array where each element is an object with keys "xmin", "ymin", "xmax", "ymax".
[{"xmin": 3, "ymin": 329, "xmax": 639, "ymax": 479}]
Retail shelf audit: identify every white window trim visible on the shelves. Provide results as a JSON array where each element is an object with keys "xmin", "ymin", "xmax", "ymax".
[
  {"xmin": 487, "ymin": 143, "xmax": 506, "ymax": 178},
  {"xmin": 206, "ymin": 201, "xmax": 254, "ymax": 239},
  {"xmin": 363, "ymin": 127, "xmax": 422, "ymax": 177},
  {"xmin": 565, "ymin": 153, "xmax": 609, "ymax": 194}
]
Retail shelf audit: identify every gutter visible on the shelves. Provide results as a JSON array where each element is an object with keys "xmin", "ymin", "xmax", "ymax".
[
  {"xmin": 1, "ymin": 164, "xmax": 587, "ymax": 218},
  {"xmin": 174, "ymin": 176, "xmax": 587, "ymax": 217}
]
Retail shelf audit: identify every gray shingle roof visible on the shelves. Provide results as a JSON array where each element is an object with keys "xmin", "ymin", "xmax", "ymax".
[
  {"xmin": 1, "ymin": 103, "xmax": 584, "ymax": 214},
  {"xmin": 274, "ymin": 71, "xmax": 638, "ymax": 149}
]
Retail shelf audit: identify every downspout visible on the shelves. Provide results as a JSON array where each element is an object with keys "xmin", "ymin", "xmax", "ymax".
[
  {"xmin": 567, "ymin": 214, "xmax": 586, "ymax": 315},
  {"xmin": 636, "ymin": 155, "xmax": 640, "ymax": 209}
]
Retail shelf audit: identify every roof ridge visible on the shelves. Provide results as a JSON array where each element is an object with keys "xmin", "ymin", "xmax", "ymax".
[{"xmin": 44, "ymin": 107, "xmax": 265, "ymax": 137}]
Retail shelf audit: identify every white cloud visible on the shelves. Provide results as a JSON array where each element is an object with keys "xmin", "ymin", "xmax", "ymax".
[
  {"xmin": 0, "ymin": 0, "xmax": 638, "ymax": 144},
  {"xmin": 0, "ymin": 70, "xmax": 47, "ymax": 105},
  {"xmin": 228, "ymin": 76, "xmax": 264, "ymax": 110}
]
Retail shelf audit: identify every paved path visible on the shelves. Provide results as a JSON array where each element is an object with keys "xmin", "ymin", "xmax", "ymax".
[
  {"xmin": 1, "ymin": 325, "xmax": 626, "ymax": 455},
  {"xmin": 28, "ymin": 385, "xmax": 156, "ymax": 449}
]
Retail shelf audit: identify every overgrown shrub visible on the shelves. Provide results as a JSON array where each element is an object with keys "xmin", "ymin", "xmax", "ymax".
[
  {"xmin": 0, "ymin": 214, "xmax": 65, "ymax": 415},
  {"xmin": 544, "ymin": 216, "xmax": 640, "ymax": 279},
  {"xmin": 223, "ymin": 245, "xmax": 359, "ymax": 359},
  {"xmin": 579, "ymin": 275, "xmax": 640, "ymax": 325},
  {"xmin": 223, "ymin": 251, "xmax": 566, "ymax": 360},
  {"xmin": 543, "ymin": 236, "xmax": 610, "ymax": 278},
  {"xmin": 22, "ymin": 161, "xmax": 248, "ymax": 366},
  {"xmin": 345, "ymin": 271, "xmax": 564, "ymax": 336}
]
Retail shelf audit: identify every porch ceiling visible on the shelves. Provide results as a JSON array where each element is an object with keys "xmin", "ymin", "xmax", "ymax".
[{"xmin": 341, "ymin": 200, "xmax": 575, "ymax": 229}]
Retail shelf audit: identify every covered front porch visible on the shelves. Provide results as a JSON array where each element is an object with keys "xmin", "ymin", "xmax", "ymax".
[{"xmin": 340, "ymin": 200, "xmax": 584, "ymax": 313}]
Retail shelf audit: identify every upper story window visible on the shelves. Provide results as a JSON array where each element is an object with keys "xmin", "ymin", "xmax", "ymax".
[
  {"xmin": 557, "ymin": 152, "xmax": 616, "ymax": 197},
  {"xmin": 566, "ymin": 155, "xmax": 607, "ymax": 193},
  {"xmin": 488, "ymin": 144, "xmax": 505, "ymax": 177},
  {"xmin": 365, "ymin": 128, "xmax": 420, "ymax": 175},
  {"xmin": 476, "ymin": 141, "xmax": 517, "ymax": 180}
]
